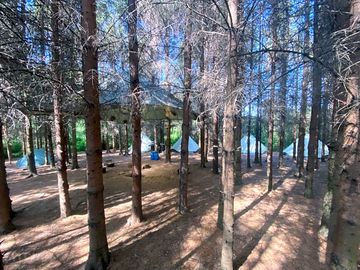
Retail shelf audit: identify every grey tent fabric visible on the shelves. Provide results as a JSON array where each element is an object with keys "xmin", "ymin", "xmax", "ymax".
[
  {"xmin": 100, "ymin": 83, "xmax": 185, "ymax": 121},
  {"xmin": 171, "ymin": 136, "xmax": 199, "ymax": 153}
]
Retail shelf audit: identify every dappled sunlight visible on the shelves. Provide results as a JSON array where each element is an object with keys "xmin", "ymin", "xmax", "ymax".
[{"xmin": 2, "ymin": 153, "xmax": 329, "ymax": 269}]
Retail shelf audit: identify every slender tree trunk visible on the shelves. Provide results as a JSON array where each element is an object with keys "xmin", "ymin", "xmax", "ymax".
[
  {"xmin": 235, "ymin": 114, "xmax": 242, "ymax": 185},
  {"xmin": 0, "ymin": 118, "xmax": 15, "ymax": 234},
  {"xmin": 25, "ymin": 115, "xmax": 37, "ymax": 175},
  {"xmin": 128, "ymin": 0, "xmax": 143, "ymax": 224},
  {"xmin": 179, "ymin": 2, "xmax": 192, "ymax": 214},
  {"xmin": 304, "ymin": 0, "xmax": 322, "ymax": 198},
  {"xmin": 124, "ymin": 122, "xmax": 129, "ymax": 155},
  {"xmin": 3, "ymin": 123, "xmax": 12, "ymax": 164},
  {"xmin": 51, "ymin": 0, "xmax": 71, "ymax": 217},
  {"xmin": 247, "ymin": 104, "xmax": 251, "ymax": 169},
  {"xmin": 278, "ymin": 3, "xmax": 289, "ymax": 167},
  {"xmin": 47, "ymin": 123, "xmax": 55, "ymax": 167},
  {"xmin": 199, "ymin": 27, "xmax": 206, "ymax": 168},
  {"xmin": 292, "ymin": 66, "xmax": 299, "ymax": 161},
  {"xmin": 213, "ymin": 111, "xmax": 219, "ymax": 174},
  {"xmin": 297, "ymin": 0, "xmax": 310, "ymax": 177},
  {"xmin": 118, "ymin": 124, "xmax": 123, "ymax": 155},
  {"xmin": 71, "ymin": 116, "xmax": 79, "ymax": 169},
  {"xmin": 205, "ymin": 124, "xmax": 209, "ymax": 162},
  {"xmin": 165, "ymin": 118, "xmax": 171, "ymax": 163},
  {"xmin": 221, "ymin": 1, "xmax": 239, "ymax": 268},
  {"xmin": 82, "ymin": 0, "xmax": 110, "ymax": 267},
  {"xmin": 22, "ymin": 129, "xmax": 26, "ymax": 156},
  {"xmin": 153, "ymin": 125, "xmax": 158, "ymax": 151},
  {"xmin": 44, "ymin": 123, "xmax": 49, "ymax": 165},
  {"xmin": 328, "ymin": 2, "xmax": 360, "ymax": 268}
]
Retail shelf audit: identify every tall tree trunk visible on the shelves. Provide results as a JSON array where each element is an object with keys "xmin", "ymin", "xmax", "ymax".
[
  {"xmin": 124, "ymin": 122, "xmax": 129, "ymax": 156},
  {"xmin": 235, "ymin": 114, "xmax": 242, "ymax": 185},
  {"xmin": 44, "ymin": 123, "xmax": 49, "ymax": 165},
  {"xmin": 304, "ymin": 0, "xmax": 322, "ymax": 198},
  {"xmin": 278, "ymin": 1, "xmax": 289, "ymax": 167},
  {"xmin": 213, "ymin": 110, "xmax": 219, "ymax": 174},
  {"xmin": 199, "ymin": 26, "xmax": 206, "ymax": 168},
  {"xmin": 51, "ymin": 0, "xmax": 71, "ymax": 217},
  {"xmin": 128, "ymin": 0, "xmax": 143, "ymax": 224},
  {"xmin": 165, "ymin": 118, "xmax": 171, "ymax": 163},
  {"xmin": 297, "ymin": 0, "xmax": 310, "ymax": 177},
  {"xmin": 328, "ymin": 2, "xmax": 360, "ymax": 268},
  {"xmin": 71, "ymin": 116, "xmax": 79, "ymax": 169},
  {"xmin": 205, "ymin": 124, "xmax": 209, "ymax": 162},
  {"xmin": 153, "ymin": 124, "xmax": 158, "ymax": 151},
  {"xmin": 0, "ymin": 118, "xmax": 15, "ymax": 234},
  {"xmin": 25, "ymin": 115, "xmax": 37, "ymax": 175},
  {"xmin": 292, "ymin": 65, "xmax": 299, "ymax": 161},
  {"xmin": 179, "ymin": 2, "xmax": 192, "ymax": 214},
  {"xmin": 22, "ymin": 129, "xmax": 26, "ymax": 156},
  {"xmin": 82, "ymin": 0, "xmax": 110, "ymax": 267},
  {"xmin": 247, "ymin": 104, "xmax": 251, "ymax": 169},
  {"xmin": 221, "ymin": 0, "xmax": 239, "ymax": 268},
  {"xmin": 118, "ymin": 124, "xmax": 123, "ymax": 155},
  {"xmin": 3, "ymin": 123, "xmax": 12, "ymax": 164},
  {"xmin": 47, "ymin": 123, "xmax": 55, "ymax": 167}
]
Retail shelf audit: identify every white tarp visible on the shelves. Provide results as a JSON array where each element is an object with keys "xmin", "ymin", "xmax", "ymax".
[
  {"xmin": 129, "ymin": 133, "xmax": 153, "ymax": 153},
  {"xmin": 240, "ymin": 135, "xmax": 267, "ymax": 154},
  {"xmin": 171, "ymin": 136, "xmax": 199, "ymax": 153},
  {"xmin": 284, "ymin": 134, "xmax": 329, "ymax": 158}
]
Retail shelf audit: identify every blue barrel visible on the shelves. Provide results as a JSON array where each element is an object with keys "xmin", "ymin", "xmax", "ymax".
[{"xmin": 150, "ymin": 151, "xmax": 159, "ymax": 160}]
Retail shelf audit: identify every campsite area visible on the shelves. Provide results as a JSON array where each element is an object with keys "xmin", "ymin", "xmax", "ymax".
[{"xmin": 2, "ymin": 151, "xmax": 329, "ymax": 270}]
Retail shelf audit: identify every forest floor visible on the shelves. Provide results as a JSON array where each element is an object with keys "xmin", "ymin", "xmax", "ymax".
[{"xmin": 1, "ymin": 151, "xmax": 330, "ymax": 270}]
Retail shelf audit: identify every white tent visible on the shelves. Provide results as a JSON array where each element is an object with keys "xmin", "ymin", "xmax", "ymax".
[
  {"xmin": 129, "ymin": 133, "xmax": 153, "ymax": 153},
  {"xmin": 284, "ymin": 134, "xmax": 329, "ymax": 158},
  {"xmin": 240, "ymin": 135, "xmax": 267, "ymax": 154},
  {"xmin": 171, "ymin": 136, "xmax": 199, "ymax": 153}
]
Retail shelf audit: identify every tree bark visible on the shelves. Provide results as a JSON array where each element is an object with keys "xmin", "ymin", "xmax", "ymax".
[
  {"xmin": 82, "ymin": 0, "xmax": 110, "ymax": 267},
  {"xmin": 128, "ymin": 0, "xmax": 143, "ymax": 224},
  {"xmin": 51, "ymin": 0, "xmax": 71, "ymax": 217},
  {"xmin": 165, "ymin": 118, "xmax": 171, "ymax": 163},
  {"xmin": 247, "ymin": 104, "xmax": 251, "ymax": 169},
  {"xmin": 25, "ymin": 115, "xmax": 37, "ymax": 175},
  {"xmin": 44, "ymin": 123, "xmax": 50, "ymax": 165},
  {"xmin": 297, "ymin": 0, "xmax": 310, "ymax": 177},
  {"xmin": 213, "ymin": 110, "xmax": 219, "ymax": 174},
  {"xmin": 179, "ymin": 2, "xmax": 192, "ymax": 214},
  {"xmin": 71, "ymin": 116, "xmax": 79, "ymax": 169},
  {"xmin": 304, "ymin": 0, "xmax": 322, "ymax": 198},
  {"xmin": 221, "ymin": 0, "xmax": 239, "ymax": 268},
  {"xmin": 47, "ymin": 123, "xmax": 56, "ymax": 167},
  {"xmin": 124, "ymin": 122, "xmax": 129, "ymax": 156},
  {"xmin": 328, "ymin": 2, "xmax": 360, "ymax": 269},
  {"xmin": 118, "ymin": 124, "xmax": 123, "ymax": 155},
  {"xmin": 3, "ymin": 123, "xmax": 12, "ymax": 164},
  {"xmin": 0, "ymin": 118, "xmax": 15, "ymax": 234},
  {"xmin": 278, "ymin": 2, "xmax": 289, "ymax": 167}
]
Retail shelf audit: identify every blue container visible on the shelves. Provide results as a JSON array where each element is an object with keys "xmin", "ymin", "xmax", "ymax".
[{"xmin": 150, "ymin": 151, "xmax": 160, "ymax": 160}]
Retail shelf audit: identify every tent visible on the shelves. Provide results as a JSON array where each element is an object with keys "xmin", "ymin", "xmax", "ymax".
[
  {"xmin": 284, "ymin": 134, "xmax": 329, "ymax": 158},
  {"xmin": 171, "ymin": 136, "xmax": 199, "ymax": 153},
  {"xmin": 16, "ymin": 148, "xmax": 47, "ymax": 169},
  {"xmin": 129, "ymin": 133, "xmax": 153, "ymax": 153},
  {"xmin": 240, "ymin": 135, "xmax": 267, "ymax": 154}
]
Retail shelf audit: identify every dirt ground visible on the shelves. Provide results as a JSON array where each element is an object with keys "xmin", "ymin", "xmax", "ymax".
[{"xmin": 1, "ymin": 151, "xmax": 330, "ymax": 270}]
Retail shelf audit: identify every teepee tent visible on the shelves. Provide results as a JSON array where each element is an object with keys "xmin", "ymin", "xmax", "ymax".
[
  {"xmin": 284, "ymin": 134, "xmax": 329, "ymax": 158},
  {"xmin": 129, "ymin": 133, "xmax": 153, "ymax": 153},
  {"xmin": 171, "ymin": 136, "xmax": 199, "ymax": 153},
  {"xmin": 16, "ymin": 148, "xmax": 47, "ymax": 169},
  {"xmin": 240, "ymin": 135, "xmax": 267, "ymax": 154}
]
